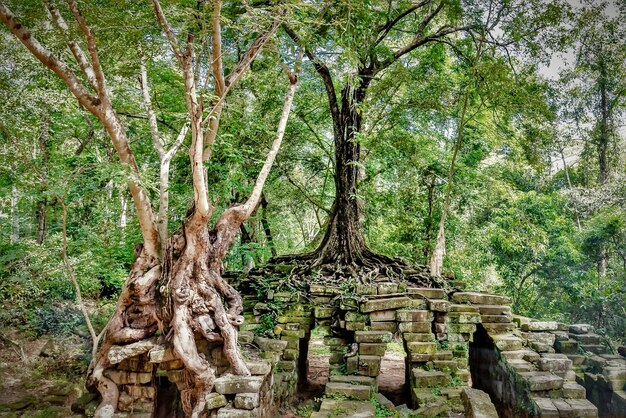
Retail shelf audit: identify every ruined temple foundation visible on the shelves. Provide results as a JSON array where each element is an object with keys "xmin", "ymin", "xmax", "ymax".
[{"xmin": 75, "ymin": 283, "xmax": 626, "ymax": 417}]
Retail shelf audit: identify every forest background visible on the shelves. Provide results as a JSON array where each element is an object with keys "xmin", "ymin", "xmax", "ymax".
[{"xmin": 0, "ymin": 0, "xmax": 624, "ymax": 376}]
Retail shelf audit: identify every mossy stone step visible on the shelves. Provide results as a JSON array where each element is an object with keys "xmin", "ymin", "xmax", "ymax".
[
  {"xmin": 329, "ymin": 374, "xmax": 377, "ymax": 391},
  {"xmin": 324, "ymin": 382, "xmax": 372, "ymax": 400},
  {"xmin": 311, "ymin": 399, "xmax": 376, "ymax": 418}
]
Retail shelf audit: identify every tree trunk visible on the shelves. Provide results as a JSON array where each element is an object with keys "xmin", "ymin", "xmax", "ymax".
[
  {"xmin": 597, "ymin": 57, "xmax": 609, "ymax": 279},
  {"xmin": 314, "ymin": 79, "xmax": 371, "ymax": 265},
  {"xmin": 36, "ymin": 112, "xmax": 50, "ymax": 245},
  {"xmin": 10, "ymin": 185, "xmax": 18, "ymax": 244}
]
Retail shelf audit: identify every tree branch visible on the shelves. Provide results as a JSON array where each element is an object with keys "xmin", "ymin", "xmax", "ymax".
[
  {"xmin": 45, "ymin": 0, "xmax": 98, "ymax": 91},
  {"xmin": 0, "ymin": 3, "xmax": 100, "ymax": 114},
  {"xmin": 139, "ymin": 57, "xmax": 164, "ymax": 157},
  {"xmin": 66, "ymin": 0, "xmax": 107, "ymax": 100},
  {"xmin": 374, "ymin": 0, "xmax": 431, "ymax": 47},
  {"xmin": 283, "ymin": 25, "xmax": 341, "ymax": 139}
]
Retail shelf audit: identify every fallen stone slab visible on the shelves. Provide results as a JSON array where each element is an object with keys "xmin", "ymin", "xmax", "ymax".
[
  {"xmin": 329, "ymin": 375, "xmax": 377, "ymax": 390},
  {"xmin": 571, "ymin": 333, "xmax": 602, "ymax": 345},
  {"xmin": 396, "ymin": 309, "xmax": 433, "ymax": 322},
  {"xmin": 254, "ymin": 336, "xmax": 288, "ymax": 352},
  {"xmin": 461, "ymin": 387, "xmax": 498, "ymax": 418},
  {"xmin": 407, "ymin": 287, "xmax": 447, "ymax": 299}
]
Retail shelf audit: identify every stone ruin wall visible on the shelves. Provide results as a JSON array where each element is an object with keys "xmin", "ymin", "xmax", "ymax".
[{"xmin": 73, "ymin": 282, "xmax": 626, "ymax": 418}]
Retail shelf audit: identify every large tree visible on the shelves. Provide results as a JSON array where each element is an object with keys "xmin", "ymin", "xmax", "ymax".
[{"xmin": 0, "ymin": 1, "xmax": 300, "ymax": 416}]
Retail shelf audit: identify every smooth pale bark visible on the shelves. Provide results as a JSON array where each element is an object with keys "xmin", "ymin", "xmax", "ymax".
[{"xmin": 139, "ymin": 59, "xmax": 188, "ymax": 256}]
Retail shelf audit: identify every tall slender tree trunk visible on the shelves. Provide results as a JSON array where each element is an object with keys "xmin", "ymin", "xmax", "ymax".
[
  {"xmin": 36, "ymin": 112, "xmax": 50, "ymax": 245},
  {"xmin": 429, "ymin": 90, "xmax": 470, "ymax": 276},
  {"xmin": 10, "ymin": 185, "xmax": 18, "ymax": 244},
  {"xmin": 597, "ymin": 58, "xmax": 609, "ymax": 279}
]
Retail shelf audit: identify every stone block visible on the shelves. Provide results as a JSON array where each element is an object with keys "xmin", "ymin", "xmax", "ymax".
[
  {"xmin": 124, "ymin": 385, "xmax": 156, "ymax": 400},
  {"xmin": 104, "ymin": 370, "xmax": 152, "ymax": 385},
  {"xmin": 448, "ymin": 323, "xmax": 477, "ymax": 334},
  {"xmin": 428, "ymin": 299, "xmax": 450, "ymax": 312},
  {"xmin": 328, "ymin": 352, "xmax": 345, "ymax": 364},
  {"xmin": 158, "ymin": 359, "xmax": 184, "ymax": 370},
  {"xmin": 521, "ymin": 321, "xmax": 559, "ymax": 331},
  {"xmin": 492, "ymin": 334, "xmax": 523, "ymax": 352},
  {"xmin": 317, "ymin": 399, "xmax": 376, "ymax": 416},
  {"xmin": 254, "ymin": 336, "xmax": 288, "ymax": 352},
  {"xmin": 277, "ymin": 315, "xmax": 311, "ymax": 325},
  {"xmin": 403, "ymin": 332, "xmax": 435, "ymax": 342},
  {"xmin": 537, "ymin": 354, "xmax": 572, "ymax": 372},
  {"xmin": 360, "ymin": 296, "xmax": 413, "ymax": 312},
  {"xmin": 345, "ymin": 321, "xmax": 366, "ymax": 331},
  {"xmin": 476, "ymin": 305, "xmax": 511, "ymax": 316},
  {"xmin": 346, "ymin": 355, "xmax": 381, "ymax": 377},
  {"xmin": 396, "ymin": 309, "xmax": 433, "ymax": 322},
  {"xmin": 399, "ymin": 321, "xmax": 431, "ymax": 333},
  {"xmin": 119, "ymin": 357, "xmax": 154, "ymax": 372},
  {"xmin": 555, "ymin": 339, "xmax": 579, "ymax": 354},
  {"xmin": 277, "ymin": 360, "xmax": 296, "ymax": 372},
  {"xmin": 354, "ymin": 331, "xmax": 392, "ymax": 343},
  {"xmin": 281, "ymin": 335, "xmax": 300, "ymax": 350},
  {"xmin": 412, "ymin": 387, "xmax": 438, "ymax": 407},
  {"xmin": 234, "ymin": 393, "xmax": 259, "ymax": 410},
  {"xmin": 432, "ymin": 350, "xmax": 453, "ymax": 360},
  {"xmin": 329, "ymin": 375, "xmax": 377, "ymax": 390},
  {"xmin": 216, "ymin": 406, "xmax": 254, "ymax": 418},
  {"xmin": 238, "ymin": 331, "xmax": 254, "ymax": 344},
  {"xmin": 214, "ymin": 376, "xmax": 263, "ymax": 394},
  {"xmin": 282, "ymin": 349, "xmax": 298, "ymax": 361},
  {"xmin": 359, "ymin": 343, "xmax": 386, "ymax": 356},
  {"xmin": 501, "ymin": 350, "xmax": 540, "ymax": 363},
  {"xmin": 531, "ymin": 342, "xmax": 553, "ymax": 353},
  {"xmin": 205, "ymin": 392, "xmax": 228, "ymax": 410},
  {"xmin": 461, "ymin": 388, "xmax": 498, "ymax": 418},
  {"xmin": 280, "ymin": 329, "xmax": 305, "ymax": 338},
  {"xmin": 450, "ymin": 304, "xmax": 480, "ymax": 313},
  {"xmin": 482, "ymin": 323, "xmax": 515, "ymax": 334},
  {"xmin": 569, "ymin": 324, "xmax": 593, "ymax": 334},
  {"xmin": 408, "ymin": 353, "xmax": 433, "ymax": 363},
  {"xmin": 355, "ymin": 284, "xmax": 377, "ymax": 295},
  {"xmin": 432, "ymin": 360, "xmax": 458, "ymax": 373},
  {"xmin": 377, "ymin": 283, "xmax": 398, "ymax": 295},
  {"xmin": 525, "ymin": 333, "xmax": 557, "ymax": 346},
  {"xmin": 324, "ymin": 336, "xmax": 348, "ymax": 346},
  {"xmin": 149, "ymin": 346, "xmax": 176, "ymax": 363},
  {"xmin": 519, "ymin": 372, "xmax": 563, "ymax": 391},
  {"xmin": 345, "ymin": 312, "xmax": 369, "ymax": 322},
  {"xmin": 406, "ymin": 342, "xmax": 437, "ymax": 354},
  {"xmin": 571, "ymin": 333, "xmax": 601, "ymax": 345},
  {"xmin": 508, "ymin": 359, "xmax": 536, "ymax": 372},
  {"xmin": 369, "ymin": 309, "xmax": 397, "ymax": 322},
  {"xmin": 412, "ymin": 369, "xmax": 448, "ymax": 387},
  {"xmin": 447, "ymin": 312, "xmax": 481, "ymax": 324},
  {"xmin": 245, "ymin": 361, "xmax": 271, "ymax": 376},
  {"xmin": 581, "ymin": 344, "xmax": 606, "ymax": 355},
  {"xmin": 324, "ymin": 382, "xmax": 371, "ymax": 400},
  {"xmin": 562, "ymin": 382, "xmax": 586, "ymax": 399},
  {"xmin": 480, "ymin": 315, "xmax": 512, "ymax": 323},
  {"xmin": 532, "ymin": 397, "xmax": 559, "ymax": 417},
  {"xmin": 452, "ymin": 292, "xmax": 511, "ymax": 306},
  {"xmin": 370, "ymin": 322, "xmax": 397, "ymax": 332},
  {"xmin": 565, "ymin": 399, "xmax": 597, "ymax": 417},
  {"xmin": 566, "ymin": 354, "xmax": 586, "ymax": 366},
  {"xmin": 407, "ymin": 287, "xmax": 447, "ymax": 299}
]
